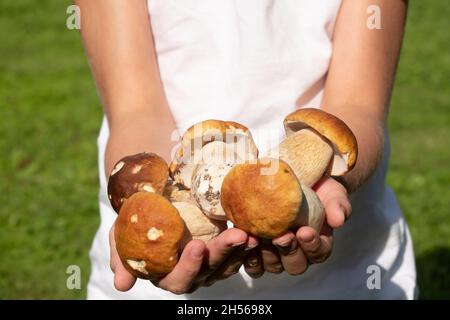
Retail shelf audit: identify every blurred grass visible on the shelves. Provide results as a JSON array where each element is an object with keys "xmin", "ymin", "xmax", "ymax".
[
  {"xmin": 0, "ymin": 0, "xmax": 449, "ymax": 299},
  {"xmin": 0, "ymin": 0, "xmax": 101, "ymax": 299},
  {"xmin": 388, "ymin": 0, "xmax": 450, "ymax": 299}
]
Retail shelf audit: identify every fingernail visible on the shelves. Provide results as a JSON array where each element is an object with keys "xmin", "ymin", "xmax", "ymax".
[
  {"xmin": 339, "ymin": 205, "xmax": 348, "ymax": 222},
  {"xmin": 247, "ymin": 258, "xmax": 258, "ymax": 267},
  {"xmin": 276, "ymin": 239, "xmax": 292, "ymax": 248},
  {"xmin": 232, "ymin": 241, "xmax": 246, "ymax": 248},
  {"xmin": 245, "ymin": 243, "xmax": 258, "ymax": 251},
  {"xmin": 190, "ymin": 246, "xmax": 203, "ymax": 259},
  {"xmin": 299, "ymin": 233, "xmax": 314, "ymax": 243}
]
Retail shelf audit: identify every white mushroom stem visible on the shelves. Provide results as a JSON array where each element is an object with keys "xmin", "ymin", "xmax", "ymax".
[
  {"xmin": 293, "ymin": 183, "xmax": 325, "ymax": 232},
  {"xmin": 172, "ymin": 201, "xmax": 226, "ymax": 248},
  {"xmin": 191, "ymin": 163, "xmax": 234, "ymax": 221},
  {"xmin": 163, "ymin": 181, "xmax": 197, "ymax": 205},
  {"xmin": 269, "ymin": 129, "xmax": 334, "ymax": 187}
]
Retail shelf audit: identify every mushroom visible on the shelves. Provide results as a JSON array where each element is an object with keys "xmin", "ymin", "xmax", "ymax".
[
  {"xmin": 107, "ymin": 152, "xmax": 169, "ymax": 213},
  {"xmin": 220, "ymin": 158, "xmax": 325, "ymax": 238},
  {"xmin": 115, "ymin": 192, "xmax": 185, "ymax": 279},
  {"xmin": 172, "ymin": 201, "xmax": 227, "ymax": 246},
  {"xmin": 163, "ymin": 180, "xmax": 197, "ymax": 205},
  {"xmin": 169, "ymin": 120, "xmax": 258, "ymax": 189},
  {"xmin": 190, "ymin": 162, "xmax": 235, "ymax": 220},
  {"xmin": 115, "ymin": 192, "xmax": 226, "ymax": 280},
  {"xmin": 163, "ymin": 180, "xmax": 228, "ymax": 236},
  {"xmin": 296, "ymin": 182, "xmax": 325, "ymax": 232},
  {"xmin": 269, "ymin": 108, "xmax": 358, "ymax": 187}
]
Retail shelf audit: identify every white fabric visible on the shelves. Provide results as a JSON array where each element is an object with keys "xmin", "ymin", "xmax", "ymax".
[{"xmin": 87, "ymin": 0, "xmax": 417, "ymax": 299}]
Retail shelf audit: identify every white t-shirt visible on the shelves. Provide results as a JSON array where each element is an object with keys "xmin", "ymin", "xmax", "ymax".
[{"xmin": 87, "ymin": 0, "xmax": 417, "ymax": 299}]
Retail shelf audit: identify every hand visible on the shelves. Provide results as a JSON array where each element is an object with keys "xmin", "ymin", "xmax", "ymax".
[
  {"xmin": 244, "ymin": 176, "xmax": 352, "ymax": 277},
  {"xmin": 109, "ymin": 225, "xmax": 258, "ymax": 294}
]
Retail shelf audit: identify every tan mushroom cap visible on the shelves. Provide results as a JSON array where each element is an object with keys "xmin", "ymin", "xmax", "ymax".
[
  {"xmin": 115, "ymin": 192, "xmax": 185, "ymax": 279},
  {"xmin": 180, "ymin": 119, "xmax": 258, "ymax": 156},
  {"xmin": 283, "ymin": 108, "xmax": 358, "ymax": 175},
  {"xmin": 108, "ymin": 153, "xmax": 169, "ymax": 213},
  {"xmin": 221, "ymin": 158, "xmax": 303, "ymax": 239},
  {"xmin": 181, "ymin": 119, "xmax": 227, "ymax": 148}
]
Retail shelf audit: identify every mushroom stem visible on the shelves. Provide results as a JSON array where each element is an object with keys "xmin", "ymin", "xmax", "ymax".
[
  {"xmin": 293, "ymin": 183, "xmax": 325, "ymax": 232},
  {"xmin": 274, "ymin": 129, "xmax": 333, "ymax": 187},
  {"xmin": 172, "ymin": 201, "xmax": 227, "ymax": 248}
]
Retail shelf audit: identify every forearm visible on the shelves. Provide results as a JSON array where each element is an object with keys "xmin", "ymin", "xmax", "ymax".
[
  {"xmin": 325, "ymin": 108, "xmax": 384, "ymax": 192},
  {"xmin": 322, "ymin": 0, "xmax": 408, "ymax": 192},
  {"xmin": 105, "ymin": 112, "xmax": 176, "ymax": 176},
  {"xmin": 75, "ymin": 0, "xmax": 176, "ymax": 175}
]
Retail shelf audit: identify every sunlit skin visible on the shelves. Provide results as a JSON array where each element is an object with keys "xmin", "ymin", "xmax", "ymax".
[{"xmin": 76, "ymin": 0, "xmax": 408, "ymax": 294}]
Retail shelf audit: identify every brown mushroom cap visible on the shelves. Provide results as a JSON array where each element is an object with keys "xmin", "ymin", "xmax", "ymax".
[
  {"xmin": 221, "ymin": 158, "xmax": 303, "ymax": 239},
  {"xmin": 115, "ymin": 192, "xmax": 185, "ymax": 279},
  {"xmin": 108, "ymin": 153, "xmax": 169, "ymax": 213},
  {"xmin": 283, "ymin": 108, "xmax": 358, "ymax": 175}
]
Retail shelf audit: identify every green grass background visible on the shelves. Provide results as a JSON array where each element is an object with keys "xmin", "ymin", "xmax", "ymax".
[{"xmin": 0, "ymin": 0, "xmax": 448, "ymax": 299}]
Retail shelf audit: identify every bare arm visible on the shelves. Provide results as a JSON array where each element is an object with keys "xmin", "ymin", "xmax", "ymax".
[
  {"xmin": 322, "ymin": 0, "xmax": 408, "ymax": 192},
  {"xmin": 76, "ymin": 0, "xmax": 256, "ymax": 294},
  {"xmin": 75, "ymin": 0, "xmax": 176, "ymax": 175},
  {"xmin": 254, "ymin": 0, "xmax": 409, "ymax": 277}
]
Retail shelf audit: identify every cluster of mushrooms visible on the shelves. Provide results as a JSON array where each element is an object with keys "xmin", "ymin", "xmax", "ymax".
[{"xmin": 107, "ymin": 108, "xmax": 358, "ymax": 279}]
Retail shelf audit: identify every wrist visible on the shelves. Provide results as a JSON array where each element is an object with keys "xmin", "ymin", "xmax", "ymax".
[{"xmin": 104, "ymin": 116, "xmax": 177, "ymax": 177}]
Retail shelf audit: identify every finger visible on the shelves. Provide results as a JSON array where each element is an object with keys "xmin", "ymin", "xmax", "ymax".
[
  {"xmin": 273, "ymin": 233, "xmax": 308, "ymax": 276},
  {"xmin": 244, "ymin": 249, "xmax": 264, "ymax": 279},
  {"xmin": 297, "ymin": 226, "xmax": 334, "ymax": 264},
  {"xmin": 314, "ymin": 177, "xmax": 352, "ymax": 228},
  {"xmin": 209, "ymin": 235, "xmax": 259, "ymax": 280},
  {"xmin": 325, "ymin": 197, "xmax": 351, "ymax": 228},
  {"xmin": 260, "ymin": 241, "xmax": 283, "ymax": 273},
  {"xmin": 109, "ymin": 224, "xmax": 136, "ymax": 291},
  {"xmin": 153, "ymin": 240, "xmax": 205, "ymax": 295},
  {"xmin": 193, "ymin": 232, "xmax": 258, "ymax": 290},
  {"xmin": 272, "ymin": 231, "xmax": 295, "ymax": 248},
  {"xmin": 114, "ymin": 260, "xmax": 138, "ymax": 291},
  {"xmin": 203, "ymin": 228, "xmax": 248, "ymax": 271},
  {"xmin": 246, "ymin": 235, "xmax": 259, "ymax": 251},
  {"xmin": 204, "ymin": 246, "xmax": 249, "ymax": 286}
]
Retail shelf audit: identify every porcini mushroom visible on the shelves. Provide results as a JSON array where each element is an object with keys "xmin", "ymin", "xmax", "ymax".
[
  {"xmin": 115, "ymin": 192, "xmax": 225, "ymax": 279},
  {"xmin": 191, "ymin": 162, "xmax": 235, "ymax": 220},
  {"xmin": 220, "ymin": 158, "xmax": 325, "ymax": 238},
  {"xmin": 115, "ymin": 192, "xmax": 185, "ymax": 279},
  {"xmin": 163, "ymin": 180, "xmax": 197, "ymax": 205},
  {"xmin": 169, "ymin": 120, "xmax": 258, "ymax": 189},
  {"xmin": 269, "ymin": 108, "xmax": 358, "ymax": 187},
  {"xmin": 107, "ymin": 152, "xmax": 169, "ymax": 212},
  {"xmin": 172, "ymin": 201, "xmax": 226, "ymax": 246}
]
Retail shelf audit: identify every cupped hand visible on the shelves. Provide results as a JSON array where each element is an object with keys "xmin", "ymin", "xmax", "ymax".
[
  {"xmin": 109, "ymin": 225, "xmax": 257, "ymax": 294},
  {"xmin": 244, "ymin": 176, "xmax": 352, "ymax": 277}
]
